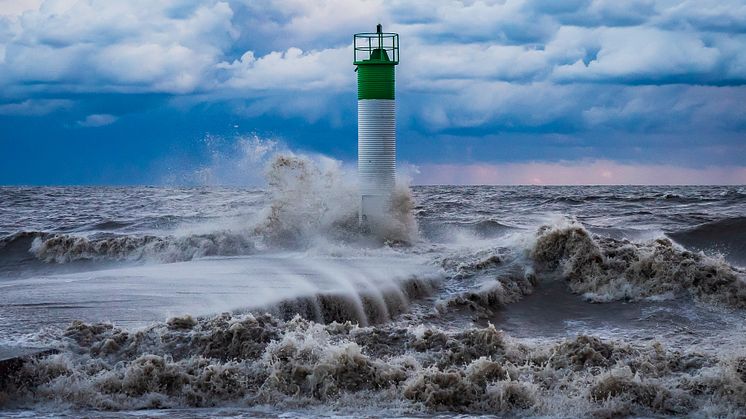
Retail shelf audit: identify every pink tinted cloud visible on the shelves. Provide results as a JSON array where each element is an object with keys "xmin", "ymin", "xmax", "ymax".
[{"xmin": 414, "ymin": 160, "xmax": 746, "ymax": 185}]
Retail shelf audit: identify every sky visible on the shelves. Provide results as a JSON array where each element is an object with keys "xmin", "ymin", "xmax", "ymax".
[{"xmin": 0, "ymin": 0, "xmax": 745, "ymax": 185}]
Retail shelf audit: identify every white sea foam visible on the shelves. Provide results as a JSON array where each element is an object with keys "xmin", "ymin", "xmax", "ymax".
[{"xmin": 3, "ymin": 313, "xmax": 746, "ymax": 416}]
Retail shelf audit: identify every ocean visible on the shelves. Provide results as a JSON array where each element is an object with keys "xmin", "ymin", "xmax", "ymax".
[{"xmin": 1, "ymin": 154, "xmax": 745, "ymax": 417}]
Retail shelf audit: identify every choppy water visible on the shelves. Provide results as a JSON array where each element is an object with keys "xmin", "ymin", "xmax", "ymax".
[{"xmin": 1, "ymin": 159, "xmax": 746, "ymax": 417}]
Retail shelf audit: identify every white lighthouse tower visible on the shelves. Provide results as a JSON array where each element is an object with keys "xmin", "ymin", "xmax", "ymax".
[{"xmin": 354, "ymin": 24, "xmax": 399, "ymax": 226}]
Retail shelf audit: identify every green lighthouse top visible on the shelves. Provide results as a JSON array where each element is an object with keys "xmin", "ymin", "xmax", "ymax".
[{"xmin": 354, "ymin": 24, "xmax": 399, "ymax": 65}]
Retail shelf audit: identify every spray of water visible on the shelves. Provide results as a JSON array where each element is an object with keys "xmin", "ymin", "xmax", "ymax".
[
  {"xmin": 18, "ymin": 136, "xmax": 421, "ymax": 263},
  {"xmin": 255, "ymin": 148, "xmax": 419, "ymax": 247}
]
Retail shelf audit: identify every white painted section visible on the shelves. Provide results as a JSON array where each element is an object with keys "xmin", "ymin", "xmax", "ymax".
[{"xmin": 358, "ymin": 99, "xmax": 395, "ymax": 223}]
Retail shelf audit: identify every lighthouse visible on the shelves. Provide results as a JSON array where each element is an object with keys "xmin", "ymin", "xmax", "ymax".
[{"xmin": 354, "ymin": 24, "xmax": 399, "ymax": 226}]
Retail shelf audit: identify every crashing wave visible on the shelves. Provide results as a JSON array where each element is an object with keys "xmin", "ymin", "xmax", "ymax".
[
  {"xmin": 431, "ymin": 218, "xmax": 746, "ymax": 315},
  {"xmin": 27, "ymin": 231, "xmax": 256, "ymax": 264},
  {"xmin": 7, "ymin": 153, "xmax": 420, "ymax": 265},
  {"xmin": 268, "ymin": 273, "xmax": 438, "ymax": 326},
  {"xmin": 254, "ymin": 153, "xmax": 418, "ymax": 247},
  {"xmin": 2, "ymin": 313, "xmax": 745, "ymax": 416},
  {"xmin": 438, "ymin": 265, "xmax": 537, "ymax": 318},
  {"xmin": 531, "ymin": 219, "xmax": 746, "ymax": 306}
]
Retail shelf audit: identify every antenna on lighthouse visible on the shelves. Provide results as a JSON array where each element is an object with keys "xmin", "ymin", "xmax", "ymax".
[{"xmin": 353, "ymin": 24, "xmax": 399, "ymax": 228}]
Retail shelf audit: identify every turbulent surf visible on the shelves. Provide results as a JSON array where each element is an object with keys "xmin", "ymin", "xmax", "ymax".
[{"xmin": 1, "ymin": 157, "xmax": 745, "ymax": 417}]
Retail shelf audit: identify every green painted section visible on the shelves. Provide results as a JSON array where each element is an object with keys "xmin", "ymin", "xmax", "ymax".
[
  {"xmin": 357, "ymin": 49, "xmax": 396, "ymax": 100},
  {"xmin": 357, "ymin": 65, "xmax": 395, "ymax": 100}
]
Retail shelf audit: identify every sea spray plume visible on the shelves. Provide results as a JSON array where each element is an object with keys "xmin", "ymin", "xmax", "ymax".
[
  {"xmin": 530, "ymin": 218, "xmax": 746, "ymax": 306},
  {"xmin": 166, "ymin": 134, "xmax": 281, "ymax": 187},
  {"xmin": 255, "ymin": 152, "xmax": 419, "ymax": 246},
  {"xmin": 19, "ymin": 147, "xmax": 420, "ymax": 263},
  {"xmin": 375, "ymin": 181, "xmax": 420, "ymax": 244},
  {"xmin": 255, "ymin": 152, "xmax": 359, "ymax": 246}
]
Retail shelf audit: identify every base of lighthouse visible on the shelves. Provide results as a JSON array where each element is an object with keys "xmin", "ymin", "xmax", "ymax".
[
  {"xmin": 360, "ymin": 194, "xmax": 388, "ymax": 226},
  {"xmin": 358, "ymin": 99, "xmax": 396, "ymax": 225}
]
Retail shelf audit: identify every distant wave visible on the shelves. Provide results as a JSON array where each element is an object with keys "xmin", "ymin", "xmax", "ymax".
[
  {"xmin": 0, "ymin": 228, "xmax": 259, "ymax": 266},
  {"xmin": 2, "ymin": 231, "xmax": 256, "ymax": 264},
  {"xmin": 0, "ymin": 231, "xmax": 41, "ymax": 257},
  {"xmin": 668, "ymin": 217, "xmax": 746, "ymax": 266},
  {"xmin": 420, "ymin": 219, "xmax": 519, "ymax": 241},
  {"xmin": 539, "ymin": 189, "xmax": 745, "ymax": 205}
]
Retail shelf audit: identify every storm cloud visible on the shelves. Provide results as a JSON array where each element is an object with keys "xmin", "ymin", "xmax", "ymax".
[{"xmin": 1, "ymin": 0, "xmax": 744, "ymax": 184}]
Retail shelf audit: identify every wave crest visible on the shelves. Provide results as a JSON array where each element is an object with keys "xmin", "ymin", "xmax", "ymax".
[
  {"xmin": 28, "ymin": 231, "xmax": 256, "ymax": 264},
  {"xmin": 531, "ymin": 220, "xmax": 746, "ymax": 306},
  {"xmin": 669, "ymin": 217, "xmax": 746, "ymax": 266}
]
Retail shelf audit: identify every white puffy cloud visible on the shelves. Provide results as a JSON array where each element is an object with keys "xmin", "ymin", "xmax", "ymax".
[
  {"xmin": 654, "ymin": 0, "xmax": 746, "ymax": 32},
  {"xmin": 2, "ymin": 0, "xmax": 744, "ymax": 94},
  {"xmin": 389, "ymin": 0, "xmax": 558, "ymax": 44},
  {"xmin": 1, "ymin": 0, "xmax": 235, "ymax": 93},
  {"xmin": 216, "ymin": 46, "xmax": 352, "ymax": 92},
  {"xmin": 0, "ymin": 0, "xmax": 744, "ymax": 137},
  {"xmin": 410, "ymin": 81, "xmax": 583, "ymax": 130},
  {"xmin": 77, "ymin": 113, "xmax": 116, "ymax": 127},
  {"xmin": 550, "ymin": 26, "xmax": 726, "ymax": 84},
  {"xmin": 401, "ymin": 42, "xmax": 548, "ymax": 84}
]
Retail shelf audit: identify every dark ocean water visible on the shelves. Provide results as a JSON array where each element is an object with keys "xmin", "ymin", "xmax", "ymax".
[{"xmin": 1, "ymin": 178, "xmax": 745, "ymax": 417}]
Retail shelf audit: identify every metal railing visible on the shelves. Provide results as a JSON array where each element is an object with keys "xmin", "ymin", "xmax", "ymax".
[{"xmin": 353, "ymin": 28, "xmax": 399, "ymax": 64}]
